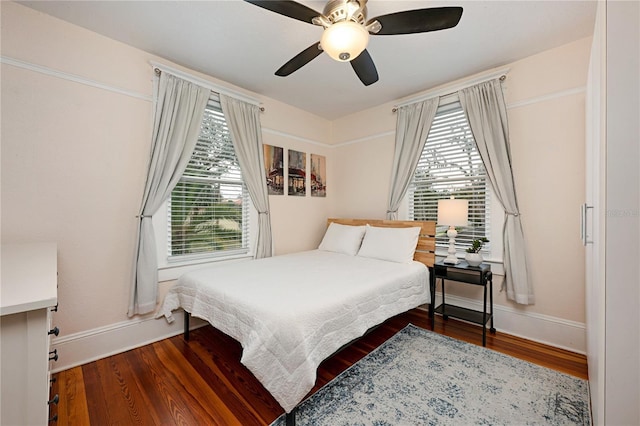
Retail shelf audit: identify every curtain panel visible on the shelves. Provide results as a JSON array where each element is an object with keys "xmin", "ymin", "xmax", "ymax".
[
  {"xmin": 387, "ymin": 98, "xmax": 440, "ymax": 220},
  {"xmin": 128, "ymin": 73, "xmax": 210, "ymax": 317},
  {"xmin": 220, "ymin": 95, "xmax": 273, "ymax": 259},
  {"xmin": 459, "ymin": 79, "xmax": 534, "ymax": 305}
]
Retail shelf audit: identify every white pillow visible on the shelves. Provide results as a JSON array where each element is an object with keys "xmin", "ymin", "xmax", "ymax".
[
  {"xmin": 318, "ymin": 222, "xmax": 366, "ymax": 256},
  {"xmin": 357, "ymin": 224, "xmax": 421, "ymax": 263}
]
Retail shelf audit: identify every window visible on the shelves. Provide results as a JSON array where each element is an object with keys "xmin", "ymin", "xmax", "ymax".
[
  {"xmin": 409, "ymin": 100, "xmax": 491, "ymax": 253},
  {"xmin": 167, "ymin": 96, "xmax": 250, "ymax": 262}
]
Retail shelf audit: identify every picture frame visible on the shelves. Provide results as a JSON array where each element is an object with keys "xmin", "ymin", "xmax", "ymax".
[{"xmin": 288, "ymin": 149, "xmax": 306, "ymax": 196}]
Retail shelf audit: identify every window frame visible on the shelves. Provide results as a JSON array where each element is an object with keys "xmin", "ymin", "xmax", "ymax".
[
  {"xmin": 406, "ymin": 96, "xmax": 504, "ymax": 263},
  {"xmin": 153, "ymin": 97, "xmax": 257, "ymax": 282}
]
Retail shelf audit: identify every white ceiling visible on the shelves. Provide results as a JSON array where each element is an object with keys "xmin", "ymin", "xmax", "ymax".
[{"xmin": 19, "ymin": 0, "xmax": 597, "ymax": 120}]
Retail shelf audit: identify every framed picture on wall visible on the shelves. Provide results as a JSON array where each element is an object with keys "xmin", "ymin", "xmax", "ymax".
[
  {"xmin": 288, "ymin": 149, "xmax": 306, "ymax": 196},
  {"xmin": 310, "ymin": 154, "xmax": 326, "ymax": 197},
  {"xmin": 264, "ymin": 144, "xmax": 284, "ymax": 195}
]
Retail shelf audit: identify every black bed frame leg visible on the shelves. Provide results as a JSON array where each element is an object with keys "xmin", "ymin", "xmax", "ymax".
[
  {"xmin": 285, "ymin": 407, "xmax": 296, "ymax": 426},
  {"xmin": 184, "ymin": 310, "xmax": 190, "ymax": 341},
  {"xmin": 429, "ymin": 267, "xmax": 436, "ymax": 329}
]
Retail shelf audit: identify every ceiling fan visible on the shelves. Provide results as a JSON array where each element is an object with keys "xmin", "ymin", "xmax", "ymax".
[{"xmin": 243, "ymin": 0, "xmax": 463, "ymax": 86}]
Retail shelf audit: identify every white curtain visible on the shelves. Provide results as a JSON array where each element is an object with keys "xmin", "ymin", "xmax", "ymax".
[
  {"xmin": 459, "ymin": 79, "xmax": 534, "ymax": 305},
  {"xmin": 387, "ymin": 98, "xmax": 439, "ymax": 219},
  {"xmin": 128, "ymin": 72, "xmax": 210, "ymax": 316},
  {"xmin": 220, "ymin": 94, "xmax": 273, "ymax": 259}
]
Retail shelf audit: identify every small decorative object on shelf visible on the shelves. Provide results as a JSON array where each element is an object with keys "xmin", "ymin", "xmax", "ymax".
[{"xmin": 465, "ymin": 237, "xmax": 489, "ymax": 266}]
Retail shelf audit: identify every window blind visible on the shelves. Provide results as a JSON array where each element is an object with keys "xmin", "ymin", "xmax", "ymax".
[
  {"xmin": 167, "ymin": 96, "xmax": 249, "ymax": 259},
  {"xmin": 409, "ymin": 101, "xmax": 490, "ymax": 252}
]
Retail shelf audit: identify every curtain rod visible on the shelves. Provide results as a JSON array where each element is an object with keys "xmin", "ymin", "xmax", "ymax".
[
  {"xmin": 151, "ymin": 63, "xmax": 265, "ymax": 112},
  {"xmin": 392, "ymin": 72, "xmax": 508, "ymax": 113}
]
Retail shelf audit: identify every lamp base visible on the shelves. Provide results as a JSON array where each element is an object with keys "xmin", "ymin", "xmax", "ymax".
[
  {"xmin": 443, "ymin": 226, "xmax": 461, "ymax": 264},
  {"xmin": 443, "ymin": 255, "xmax": 460, "ymax": 265}
]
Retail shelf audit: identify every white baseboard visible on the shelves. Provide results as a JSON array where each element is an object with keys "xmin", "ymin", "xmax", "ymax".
[
  {"xmin": 51, "ymin": 298, "xmax": 585, "ymax": 373},
  {"xmin": 50, "ymin": 312, "xmax": 206, "ymax": 373},
  {"xmin": 433, "ymin": 292, "xmax": 586, "ymax": 354}
]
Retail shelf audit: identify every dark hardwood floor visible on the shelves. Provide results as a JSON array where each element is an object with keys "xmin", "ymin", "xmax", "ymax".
[{"xmin": 51, "ymin": 308, "xmax": 588, "ymax": 425}]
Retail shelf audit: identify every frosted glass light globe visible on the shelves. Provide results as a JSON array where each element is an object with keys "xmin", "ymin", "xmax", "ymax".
[{"xmin": 320, "ymin": 21, "xmax": 369, "ymax": 62}]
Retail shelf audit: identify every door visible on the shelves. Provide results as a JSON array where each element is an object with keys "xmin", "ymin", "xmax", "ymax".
[{"xmin": 583, "ymin": 2, "xmax": 605, "ymax": 424}]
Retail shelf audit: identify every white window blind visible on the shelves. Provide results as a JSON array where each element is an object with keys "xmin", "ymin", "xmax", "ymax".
[
  {"xmin": 167, "ymin": 96, "xmax": 249, "ymax": 260},
  {"xmin": 409, "ymin": 100, "xmax": 491, "ymax": 252}
]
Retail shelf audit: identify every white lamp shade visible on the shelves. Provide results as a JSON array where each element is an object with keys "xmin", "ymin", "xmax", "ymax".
[
  {"xmin": 437, "ymin": 198, "xmax": 469, "ymax": 226},
  {"xmin": 320, "ymin": 21, "xmax": 369, "ymax": 62}
]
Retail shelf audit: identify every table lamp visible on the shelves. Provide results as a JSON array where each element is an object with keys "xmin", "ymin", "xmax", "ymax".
[{"xmin": 437, "ymin": 196, "xmax": 469, "ymax": 264}]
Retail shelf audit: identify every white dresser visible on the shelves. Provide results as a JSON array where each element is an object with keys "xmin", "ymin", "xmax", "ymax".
[{"xmin": 1, "ymin": 243, "xmax": 59, "ymax": 425}]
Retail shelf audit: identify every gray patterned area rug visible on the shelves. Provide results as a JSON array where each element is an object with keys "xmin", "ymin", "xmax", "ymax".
[{"xmin": 271, "ymin": 324, "xmax": 590, "ymax": 426}]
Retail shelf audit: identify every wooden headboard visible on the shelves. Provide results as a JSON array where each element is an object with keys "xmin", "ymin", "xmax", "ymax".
[{"xmin": 327, "ymin": 218, "xmax": 436, "ymax": 268}]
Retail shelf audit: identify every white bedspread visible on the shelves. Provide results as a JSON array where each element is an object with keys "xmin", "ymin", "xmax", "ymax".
[{"xmin": 158, "ymin": 250, "xmax": 430, "ymax": 412}]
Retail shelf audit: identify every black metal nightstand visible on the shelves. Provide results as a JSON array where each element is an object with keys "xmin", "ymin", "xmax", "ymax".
[{"xmin": 431, "ymin": 260, "xmax": 496, "ymax": 346}]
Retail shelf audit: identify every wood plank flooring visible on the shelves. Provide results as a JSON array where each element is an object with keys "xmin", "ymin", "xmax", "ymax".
[{"xmin": 50, "ymin": 308, "xmax": 588, "ymax": 425}]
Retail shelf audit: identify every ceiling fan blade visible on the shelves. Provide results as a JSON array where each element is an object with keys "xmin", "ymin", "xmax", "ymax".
[
  {"xmin": 368, "ymin": 7, "xmax": 463, "ymax": 35},
  {"xmin": 350, "ymin": 50, "xmax": 379, "ymax": 86},
  {"xmin": 243, "ymin": 0, "xmax": 320, "ymax": 25},
  {"xmin": 275, "ymin": 42, "xmax": 323, "ymax": 76}
]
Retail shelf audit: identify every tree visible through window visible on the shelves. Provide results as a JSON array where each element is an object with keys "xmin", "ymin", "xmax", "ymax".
[
  {"xmin": 409, "ymin": 101, "xmax": 490, "ymax": 251},
  {"xmin": 168, "ymin": 99, "xmax": 249, "ymax": 258}
]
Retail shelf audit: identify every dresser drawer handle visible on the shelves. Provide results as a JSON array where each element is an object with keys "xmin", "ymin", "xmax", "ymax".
[
  {"xmin": 48, "ymin": 394, "xmax": 59, "ymax": 405},
  {"xmin": 48, "ymin": 327, "xmax": 60, "ymax": 336},
  {"xmin": 48, "ymin": 414, "xmax": 58, "ymax": 423},
  {"xmin": 49, "ymin": 349, "xmax": 58, "ymax": 362}
]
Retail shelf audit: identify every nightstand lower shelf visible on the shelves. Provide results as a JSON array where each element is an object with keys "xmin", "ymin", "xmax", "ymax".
[{"xmin": 434, "ymin": 303, "xmax": 495, "ymax": 330}]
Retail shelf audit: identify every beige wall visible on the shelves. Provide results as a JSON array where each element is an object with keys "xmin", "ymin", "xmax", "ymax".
[
  {"xmin": 330, "ymin": 37, "xmax": 591, "ymax": 324},
  {"xmin": 1, "ymin": 2, "xmax": 332, "ymax": 337},
  {"xmin": 259, "ymin": 97, "xmax": 334, "ymax": 254},
  {"xmin": 507, "ymin": 39, "xmax": 588, "ymax": 321},
  {"xmin": 1, "ymin": 1, "xmax": 590, "ymax": 355}
]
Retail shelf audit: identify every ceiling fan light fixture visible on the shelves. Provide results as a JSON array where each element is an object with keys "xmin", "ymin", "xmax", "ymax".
[{"xmin": 320, "ymin": 20, "xmax": 369, "ymax": 62}]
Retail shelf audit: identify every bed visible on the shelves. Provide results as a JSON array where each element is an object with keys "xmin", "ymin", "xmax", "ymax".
[{"xmin": 157, "ymin": 218, "xmax": 436, "ymax": 421}]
